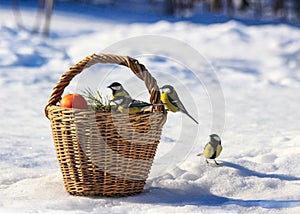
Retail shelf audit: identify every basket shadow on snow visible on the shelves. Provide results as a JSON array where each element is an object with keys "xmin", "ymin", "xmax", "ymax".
[
  {"xmin": 127, "ymin": 185, "xmax": 300, "ymax": 209},
  {"xmin": 123, "ymin": 161, "xmax": 300, "ymax": 209}
]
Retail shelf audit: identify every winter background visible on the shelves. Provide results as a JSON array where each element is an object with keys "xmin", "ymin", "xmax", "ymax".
[{"xmin": 1, "ymin": 0, "xmax": 300, "ymax": 213}]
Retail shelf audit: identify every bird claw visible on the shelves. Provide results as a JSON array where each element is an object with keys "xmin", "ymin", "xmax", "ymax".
[
  {"xmin": 205, "ymin": 159, "xmax": 221, "ymax": 166},
  {"xmin": 214, "ymin": 160, "xmax": 220, "ymax": 165}
]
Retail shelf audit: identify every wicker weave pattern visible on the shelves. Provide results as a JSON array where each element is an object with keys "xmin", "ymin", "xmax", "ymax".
[{"xmin": 45, "ymin": 54, "xmax": 167, "ymax": 196}]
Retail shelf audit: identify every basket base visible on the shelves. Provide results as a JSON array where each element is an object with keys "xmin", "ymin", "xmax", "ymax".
[
  {"xmin": 65, "ymin": 180, "xmax": 146, "ymax": 197},
  {"xmin": 68, "ymin": 189, "xmax": 144, "ymax": 197}
]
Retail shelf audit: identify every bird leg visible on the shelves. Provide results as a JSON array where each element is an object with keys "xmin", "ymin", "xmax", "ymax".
[{"xmin": 214, "ymin": 160, "xmax": 220, "ymax": 165}]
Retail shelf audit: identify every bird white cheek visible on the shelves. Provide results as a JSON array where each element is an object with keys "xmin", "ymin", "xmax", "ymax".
[
  {"xmin": 112, "ymin": 86, "xmax": 121, "ymax": 91},
  {"xmin": 213, "ymin": 136, "xmax": 221, "ymax": 142}
]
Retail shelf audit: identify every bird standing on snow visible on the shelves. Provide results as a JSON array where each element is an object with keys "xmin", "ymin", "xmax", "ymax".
[
  {"xmin": 197, "ymin": 134, "xmax": 222, "ymax": 165},
  {"xmin": 160, "ymin": 85, "xmax": 198, "ymax": 124}
]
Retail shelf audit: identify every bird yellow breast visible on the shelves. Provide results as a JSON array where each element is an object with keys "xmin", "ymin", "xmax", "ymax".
[
  {"xmin": 161, "ymin": 92, "xmax": 178, "ymax": 112},
  {"xmin": 203, "ymin": 143, "xmax": 222, "ymax": 159},
  {"xmin": 203, "ymin": 144, "xmax": 215, "ymax": 159}
]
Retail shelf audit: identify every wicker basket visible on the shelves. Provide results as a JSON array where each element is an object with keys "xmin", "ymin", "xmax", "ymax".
[{"xmin": 45, "ymin": 54, "xmax": 167, "ymax": 196}]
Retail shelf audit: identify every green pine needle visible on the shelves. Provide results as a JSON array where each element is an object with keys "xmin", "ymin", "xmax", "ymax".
[{"xmin": 82, "ymin": 88, "xmax": 111, "ymax": 112}]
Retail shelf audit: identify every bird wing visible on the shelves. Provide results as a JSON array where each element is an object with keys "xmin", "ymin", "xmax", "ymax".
[
  {"xmin": 129, "ymin": 99, "xmax": 152, "ymax": 108},
  {"xmin": 168, "ymin": 93, "xmax": 198, "ymax": 124},
  {"xmin": 203, "ymin": 143, "xmax": 215, "ymax": 159},
  {"xmin": 116, "ymin": 99, "xmax": 151, "ymax": 114},
  {"xmin": 215, "ymin": 144, "xmax": 222, "ymax": 158},
  {"xmin": 168, "ymin": 93, "xmax": 187, "ymax": 112}
]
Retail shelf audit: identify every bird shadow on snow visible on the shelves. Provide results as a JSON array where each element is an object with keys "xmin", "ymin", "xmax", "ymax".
[
  {"xmin": 123, "ymin": 161, "xmax": 300, "ymax": 209},
  {"xmin": 222, "ymin": 161, "xmax": 300, "ymax": 181}
]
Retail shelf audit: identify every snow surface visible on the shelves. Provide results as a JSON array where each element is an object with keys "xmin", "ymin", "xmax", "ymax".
[{"xmin": 1, "ymin": 1, "xmax": 300, "ymax": 213}]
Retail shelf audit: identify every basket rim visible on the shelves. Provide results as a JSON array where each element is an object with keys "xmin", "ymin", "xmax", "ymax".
[{"xmin": 47, "ymin": 105, "xmax": 167, "ymax": 115}]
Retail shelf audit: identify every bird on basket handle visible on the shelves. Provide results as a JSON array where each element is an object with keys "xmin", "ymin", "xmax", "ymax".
[
  {"xmin": 197, "ymin": 134, "xmax": 223, "ymax": 165},
  {"xmin": 160, "ymin": 85, "xmax": 198, "ymax": 124},
  {"xmin": 108, "ymin": 82, "xmax": 163, "ymax": 114}
]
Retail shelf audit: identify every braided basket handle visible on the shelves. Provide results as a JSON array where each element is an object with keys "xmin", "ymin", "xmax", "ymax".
[{"xmin": 45, "ymin": 53, "xmax": 164, "ymax": 118}]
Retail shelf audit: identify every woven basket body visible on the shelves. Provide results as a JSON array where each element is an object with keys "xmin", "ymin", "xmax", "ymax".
[{"xmin": 45, "ymin": 54, "xmax": 167, "ymax": 196}]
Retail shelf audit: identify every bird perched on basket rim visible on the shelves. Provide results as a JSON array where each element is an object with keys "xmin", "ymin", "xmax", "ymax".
[
  {"xmin": 110, "ymin": 96, "xmax": 154, "ymax": 114},
  {"xmin": 107, "ymin": 82, "xmax": 132, "ymax": 100},
  {"xmin": 108, "ymin": 82, "xmax": 163, "ymax": 114},
  {"xmin": 197, "ymin": 134, "xmax": 222, "ymax": 165},
  {"xmin": 160, "ymin": 85, "xmax": 198, "ymax": 124}
]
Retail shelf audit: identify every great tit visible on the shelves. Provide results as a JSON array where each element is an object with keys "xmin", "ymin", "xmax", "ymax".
[
  {"xmin": 160, "ymin": 85, "xmax": 198, "ymax": 124},
  {"xmin": 107, "ymin": 82, "xmax": 132, "ymax": 100},
  {"xmin": 197, "ymin": 134, "xmax": 222, "ymax": 165},
  {"xmin": 108, "ymin": 82, "xmax": 160, "ymax": 114}
]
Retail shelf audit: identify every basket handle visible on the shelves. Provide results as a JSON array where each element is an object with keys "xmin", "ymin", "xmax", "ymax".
[{"xmin": 45, "ymin": 53, "xmax": 164, "ymax": 118}]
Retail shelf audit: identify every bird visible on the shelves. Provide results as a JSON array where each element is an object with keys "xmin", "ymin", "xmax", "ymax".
[
  {"xmin": 107, "ymin": 82, "xmax": 132, "ymax": 100},
  {"xmin": 107, "ymin": 82, "xmax": 162, "ymax": 114},
  {"xmin": 197, "ymin": 134, "xmax": 223, "ymax": 165},
  {"xmin": 110, "ymin": 96, "xmax": 154, "ymax": 114},
  {"xmin": 160, "ymin": 85, "xmax": 198, "ymax": 124}
]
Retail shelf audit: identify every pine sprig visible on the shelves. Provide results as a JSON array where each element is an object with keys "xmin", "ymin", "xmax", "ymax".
[{"xmin": 82, "ymin": 88, "xmax": 111, "ymax": 112}]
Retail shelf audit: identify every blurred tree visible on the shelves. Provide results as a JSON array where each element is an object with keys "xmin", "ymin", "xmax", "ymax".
[
  {"xmin": 293, "ymin": 0, "xmax": 300, "ymax": 20},
  {"xmin": 164, "ymin": 0, "xmax": 196, "ymax": 15},
  {"xmin": 239, "ymin": 0, "xmax": 249, "ymax": 11},
  {"xmin": 226, "ymin": 0, "xmax": 234, "ymax": 15},
  {"xmin": 211, "ymin": 0, "xmax": 222, "ymax": 12},
  {"xmin": 32, "ymin": 0, "xmax": 54, "ymax": 37},
  {"xmin": 164, "ymin": 0, "xmax": 176, "ymax": 14},
  {"xmin": 252, "ymin": 0, "xmax": 262, "ymax": 19},
  {"xmin": 12, "ymin": 0, "xmax": 54, "ymax": 37},
  {"xmin": 273, "ymin": 0, "xmax": 286, "ymax": 18}
]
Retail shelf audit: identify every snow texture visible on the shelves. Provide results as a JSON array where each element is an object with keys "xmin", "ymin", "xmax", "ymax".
[{"xmin": 0, "ymin": 1, "xmax": 300, "ymax": 213}]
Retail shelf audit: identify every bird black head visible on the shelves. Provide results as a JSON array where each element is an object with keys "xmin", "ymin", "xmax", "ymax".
[
  {"xmin": 160, "ymin": 85, "xmax": 174, "ymax": 94},
  {"xmin": 210, "ymin": 134, "xmax": 221, "ymax": 144},
  {"xmin": 107, "ymin": 82, "xmax": 123, "ymax": 91}
]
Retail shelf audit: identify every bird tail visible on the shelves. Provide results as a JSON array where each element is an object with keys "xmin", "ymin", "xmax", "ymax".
[
  {"xmin": 197, "ymin": 153, "xmax": 203, "ymax": 156},
  {"xmin": 186, "ymin": 112, "xmax": 199, "ymax": 124}
]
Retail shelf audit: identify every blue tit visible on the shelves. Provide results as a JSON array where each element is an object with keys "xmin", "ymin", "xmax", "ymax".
[
  {"xmin": 107, "ymin": 82, "xmax": 132, "ymax": 100},
  {"xmin": 160, "ymin": 85, "xmax": 198, "ymax": 124},
  {"xmin": 110, "ymin": 96, "xmax": 154, "ymax": 114},
  {"xmin": 197, "ymin": 134, "xmax": 222, "ymax": 165}
]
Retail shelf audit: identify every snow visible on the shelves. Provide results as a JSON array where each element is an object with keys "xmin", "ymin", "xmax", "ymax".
[{"xmin": 1, "ymin": 1, "xmax": 300, "ymax": 213}]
